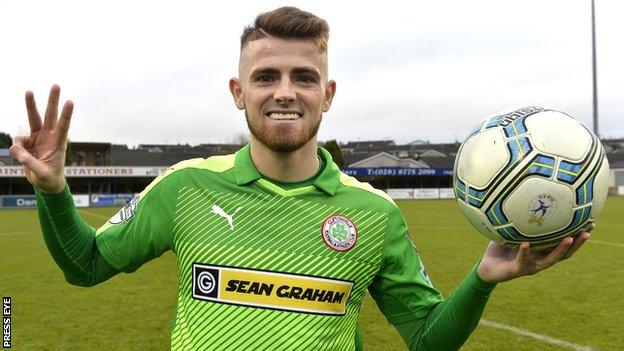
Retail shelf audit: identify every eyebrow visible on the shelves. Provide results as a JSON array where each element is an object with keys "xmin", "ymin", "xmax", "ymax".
[
  {"xmin": 292, "ymin": 67, "xmax": 321, "ymax": 79},
  {"xmin": 249, "ymin": 66, "xmax": 321, "ymax": 79},
  {"xmin": 250, "ymin": 67, "xmax": 280, "ymax": 77}
]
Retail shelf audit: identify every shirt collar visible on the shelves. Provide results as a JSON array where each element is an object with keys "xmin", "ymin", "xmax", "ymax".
[{"xmin": 234, "ymin": 143, "xmax": 341, "ymax": 196}]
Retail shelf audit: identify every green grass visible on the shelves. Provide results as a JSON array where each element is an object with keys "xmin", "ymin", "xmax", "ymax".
[{"xmin": 1, "ymin": 197, "xmax": 622, "ymax": 350}]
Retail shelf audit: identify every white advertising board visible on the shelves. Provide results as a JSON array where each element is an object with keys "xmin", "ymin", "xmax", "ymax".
[
  {"xmin": 386, "ymin": 188, "xmax": 415, "ymax": 200},
  {"xmin": 72, "ymin": 195, "xmax": 90, "ymax": 208},
  {"xmin": 413, "ymin": 188, "xmax": 439, "ymax": 200},
  {"xmin": 619, "ymin": 186, "xmax": 624, "ymax": 195},
  {"xmin": 439, "ymin": 188, "xmax": 456, "ymax": 199}
]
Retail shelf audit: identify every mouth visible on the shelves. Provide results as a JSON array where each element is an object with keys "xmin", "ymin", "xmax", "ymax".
[{"xmin": 266, "ymin": 112, "xmax": 302, "ymax": 120}]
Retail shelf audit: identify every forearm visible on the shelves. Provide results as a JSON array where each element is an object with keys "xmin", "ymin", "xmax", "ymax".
[
  {"xmin": 36, "ymin": 186, "xmax": 119, "ymax": 286},
  {"xmin": 396, "ymin": 264, "xmax": 496, "ymax": 351}
]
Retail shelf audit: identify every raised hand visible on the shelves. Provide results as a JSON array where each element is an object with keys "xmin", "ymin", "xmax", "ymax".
[
  {"xmin": 476, "ymin": 226, "xmax": 593, "ymax": 284},
  {"xmin": 10, "ymin": 85, "xmax": 74, "ymax": 194}
]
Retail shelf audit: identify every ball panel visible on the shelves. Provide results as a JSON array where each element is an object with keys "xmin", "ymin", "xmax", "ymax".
[
  {"xmin": 502, "ymin": 177, "xmax": 574, "ymax": 237},
  {"xmin": 453, "ymin": 176, "xmax": 467, "ymax": 201},
  {"xmin": 457, "ymin": 200, "xmax": 502, "ymax": 243},
  {"xmin": 557, "ymin": 159, "xmax": 585, "ymax": 184},
  {"xmin": 526, "ymin": 111, "xmax": 592, "ymax": 161},
  {"xmin": 590, "ymin": 157, "xmax": 610, "ymax": 218},
  {"xmin": 456, "ymin": 128, "xmax": 509, "ymax": 188}
]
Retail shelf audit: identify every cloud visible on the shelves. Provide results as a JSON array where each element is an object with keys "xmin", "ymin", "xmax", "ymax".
[{"xmin": 1, "ymin": 0, "xmax": 621, "ymax": 146}]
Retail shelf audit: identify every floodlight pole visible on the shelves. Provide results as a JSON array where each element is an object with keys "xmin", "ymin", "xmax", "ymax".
[{"xmin": 591, "ymin": 0, "xmax": 599, "ymax": 138}]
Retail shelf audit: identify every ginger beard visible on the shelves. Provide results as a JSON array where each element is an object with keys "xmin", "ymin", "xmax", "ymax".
[
  {"xmin": 233, "ymin": 36, "xmax": 334, "ymax": 153},
  {"xmin": 244, "ymin": 110, "xmax": 322, "ymax": 153}
]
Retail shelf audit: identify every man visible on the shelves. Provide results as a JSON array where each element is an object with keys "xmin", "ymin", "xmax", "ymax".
[{"xmin": 10, "ymin": 7, "xmax": 590, "ymax": 351}]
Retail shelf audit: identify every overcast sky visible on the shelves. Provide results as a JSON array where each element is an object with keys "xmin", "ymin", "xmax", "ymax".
[{"xmin": 1, "ymin": 0, "xmax": 622, "ymax": 146}]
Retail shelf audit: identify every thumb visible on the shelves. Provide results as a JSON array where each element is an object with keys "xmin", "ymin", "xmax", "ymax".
[
  {"xmin": 515, "ymin": 242, "xmax": 531, "ymax": 267},
  {"xmin": 10, "ymin": 145, "xmax": 47, "ymax": 175}
]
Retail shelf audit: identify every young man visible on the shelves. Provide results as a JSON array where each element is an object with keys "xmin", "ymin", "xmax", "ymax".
[{"xmin": 11, "ymin": 7, "xmax": 590, "ymax": 351}]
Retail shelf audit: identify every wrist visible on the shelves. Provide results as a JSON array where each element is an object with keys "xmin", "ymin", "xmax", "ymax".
[
  {"xmin": 37, "ymin": 178, "xmax": 67, "ymax": 195},
  {"xmin": 477, "ymin": 260, "xmax": 499, "ymax": 284}
]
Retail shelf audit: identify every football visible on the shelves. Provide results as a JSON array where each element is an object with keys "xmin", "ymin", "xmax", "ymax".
[{"xmin": 454, "ymin": 106, "xmax": 610, "ymax": 250}]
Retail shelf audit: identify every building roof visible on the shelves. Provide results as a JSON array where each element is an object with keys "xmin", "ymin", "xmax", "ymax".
[
  {"xmin": 69, "ymin": 142, "xmax": 111, "ymax": 150},
  {"xmin": 110, "ymin": 144, "xmax": 244, "ymax": 166},
  {"xmin": 418, "ymin": 155, "xmax": 455, "ymax": 168},
  {"xmin": 342, "ymin": 140, "xmax": 395, "ymax": 151},
  {"xmin": 348, "ymin": 152, "xmax": 428, "ymax": 168},
  {"xmin": 344, "ymin": 152, "xmax": 379, "ymax": 166}
]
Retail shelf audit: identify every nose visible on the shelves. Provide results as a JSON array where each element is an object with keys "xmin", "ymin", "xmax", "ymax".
[{"xmin": 274, "ymin": 80, "xmax": 296, "ymax": 105}]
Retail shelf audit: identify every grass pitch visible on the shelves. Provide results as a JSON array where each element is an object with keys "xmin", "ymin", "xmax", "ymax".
[{"xmin": 1, "ymin": 197, "xmax": 622, "ymax": 350}]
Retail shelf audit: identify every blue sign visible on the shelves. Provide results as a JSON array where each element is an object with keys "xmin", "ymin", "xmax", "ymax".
[
  {"xmin": 341, "ymin": 168, "xmax": 453, "ymax": 177},
  {"xmin": 90, "ymin": 194, "xmax": 135, "ymax": 207},
  {"xmin": 1, "ymin": 195, "xmax": 38, "ymax": 208}
]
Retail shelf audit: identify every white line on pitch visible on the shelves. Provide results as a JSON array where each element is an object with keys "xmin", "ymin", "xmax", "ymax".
[
  {"xmin": 479, "ymin": 319, "xmax": 594, "ymax": 351},
  {"xmin": 78, "ymin": 210, "xmax": 110, "ymax": 220},
  {"xmin": 589, "ymin": 239, "xmax": 624, "ymax": 248}
]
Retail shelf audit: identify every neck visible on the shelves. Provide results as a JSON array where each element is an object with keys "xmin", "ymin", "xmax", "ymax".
[{"xmin": 249, "ymin": 136, "xmax": 320, "ymax": 182}]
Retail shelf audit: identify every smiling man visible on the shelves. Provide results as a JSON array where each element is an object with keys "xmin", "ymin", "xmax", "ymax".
[{"xmin": 11, "ymin": 6, "xmax": 591, "ymax": 351}]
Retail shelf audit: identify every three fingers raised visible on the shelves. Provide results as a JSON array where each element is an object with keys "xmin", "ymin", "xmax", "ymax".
[
  {"xmin": 25, "ymin": 91, "xmax": 42, "ymax": 132},
  {"xmin": 56, "ymin": 100, "xmax": 74, "ymax": 143},
  {"xmin": 43, "ymin": 84, "xmax": 61, "ymax": 130}
]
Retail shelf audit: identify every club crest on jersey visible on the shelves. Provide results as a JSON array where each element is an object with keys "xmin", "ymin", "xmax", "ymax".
[
  {"xmin": 108, "ymin": 195, "xmax": 140, "ymax": 224},
  {"xmin": 321, "ymin": 215, "xmax": 358, "ymax": 252}
]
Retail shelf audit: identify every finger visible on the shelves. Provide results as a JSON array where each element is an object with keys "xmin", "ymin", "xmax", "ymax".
[
  {"xmin": 43, "ymin": 84, "xmax": 61, "ymax": 130},
  {"xmin": 538, "ymin": 237, "xmax": 573, "ymax": 269},
  {"xmin": 12, "ymin": 135, "xmax": 29, "ymax": 148},
  {"xmin": 9, "ymin": 145, "xmax": 48, "ymax": 175},
  {"xmin": 25, "ymin": 91, "xmax": 43, "ymax": 132},
  {"xmin": 562, "ymin": 232, "xmax": 590, "ymax": 260},
  {"xmin": 586, "ymin": 223, "xmax": 596, "ymax": 233},
  {"xmin": 56, "ymin": 100, "xmax": 74, "ymax": 143},
  {"xmin": 515, "ymin": 242, "xmax": 531, "ymax": 267}
]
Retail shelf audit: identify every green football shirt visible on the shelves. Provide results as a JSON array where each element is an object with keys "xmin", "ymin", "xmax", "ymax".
[{"xmin": 94, "ymin": 144, "xmax": 443, "ymax": 350}]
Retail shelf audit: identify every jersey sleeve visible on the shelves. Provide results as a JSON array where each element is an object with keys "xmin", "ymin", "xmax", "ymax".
[
  {"xmin": 95, "ymin": 167, "xmax": 181, "ymax": 273},
  {"xmin": 368, "ymin": 204, "xmax": 444, "ymax": 325}
]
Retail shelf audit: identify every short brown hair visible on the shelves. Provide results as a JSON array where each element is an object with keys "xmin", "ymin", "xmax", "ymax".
[{"xmin": 240, "ymin": 7, "xmax": 329, "ymax": 53}]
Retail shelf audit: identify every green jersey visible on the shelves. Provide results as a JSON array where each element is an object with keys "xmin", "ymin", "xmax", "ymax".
[{"xmin": 94, "ymin": 144, "xmax": 443, "ymax": 350}]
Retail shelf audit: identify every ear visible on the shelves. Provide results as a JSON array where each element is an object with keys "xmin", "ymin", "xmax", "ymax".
[
  {"xmin": 229, "ymin": 78, "xmax": 245, "ymax": 110},
  {"xmin": 322, "ymin": 80, "xmax": 336, "ymax": 112}
]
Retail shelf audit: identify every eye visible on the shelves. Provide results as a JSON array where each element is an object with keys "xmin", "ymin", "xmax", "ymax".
[
  {"xmin": 257, "ymin": 74, "xmax": 275, "ymax": 83},
  {"xmin": 296, "ymin": 75, "xmax": 316, "ymax": 84}
]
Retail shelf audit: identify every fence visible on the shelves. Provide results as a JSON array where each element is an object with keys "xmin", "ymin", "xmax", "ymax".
[
  {"xmin": 0, "ymin": 194, "xmax": 133, "ymax": 209},
  {"xmin": 386, "ymin": 188, "xmax": 456, "ymax": 200}
]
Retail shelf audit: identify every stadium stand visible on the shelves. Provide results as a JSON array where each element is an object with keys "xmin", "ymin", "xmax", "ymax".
[{"xmin": 1, "ymin": 139, "xmax": 623, "ymax": 205}]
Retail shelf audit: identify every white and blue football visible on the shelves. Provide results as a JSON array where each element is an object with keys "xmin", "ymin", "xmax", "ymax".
[{"xmin": 454, "ymin": 107, "xmax": 610, "ymax": 250}]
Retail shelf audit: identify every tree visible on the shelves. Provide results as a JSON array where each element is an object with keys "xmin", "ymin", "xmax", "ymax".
[
  {"xmin": 230, "ymin": 132, "xmax": 249, "ymax": 146},
  {"xmin": 324, "ymin": 139, "xmax": 345, "ymax": 167},
  {"xmin": 0, "ymin": 132, "xmax": 11, "ymax": 148}
]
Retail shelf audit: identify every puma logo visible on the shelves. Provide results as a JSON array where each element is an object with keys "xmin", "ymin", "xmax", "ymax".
[{"xmin": 211, "ymin": 205, "xmax": 242, "ymax": 230}]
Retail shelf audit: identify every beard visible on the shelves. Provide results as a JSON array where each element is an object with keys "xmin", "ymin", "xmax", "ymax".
[{"xmin": 245, "ymin": 111, "xmax": 322, "ymax": 153}]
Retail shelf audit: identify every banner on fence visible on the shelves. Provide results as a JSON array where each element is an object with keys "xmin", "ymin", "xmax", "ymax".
[
  {"xmin": 342, "ymin": 168, "xmax": 453, "ymax": 177},
  {"xmin": 385, "ymin": 188, "xmax": 456, "ymax": 200},
  {"xmin": 90, "ymin": 194, "xmax": 135, "ymax": 207},
  {"xmin": 439, "ymin": 188, "xmax": 456, "ymax": 199},
  {"xmin": 0, "ymin": 195, "xmax": 37, "ymax": 208},
  {"xmin": 72, "ymin": 195, "xmax": 90, "ymax": 208},
  {"xmin": 413, "ymin": 188, "xmax": 439, "ymax": 199},
  {"xmin": 386, "ymin": 188, "xmax": 415, "ymax": 200}
]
